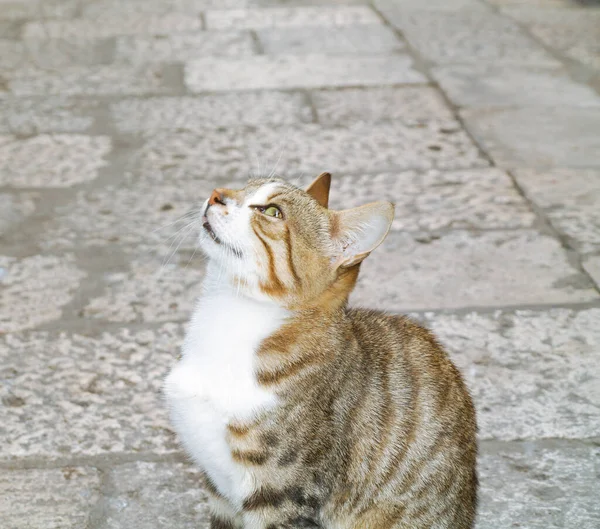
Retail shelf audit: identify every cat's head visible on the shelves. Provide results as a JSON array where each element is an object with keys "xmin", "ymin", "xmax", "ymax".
[{"xmin": 199, "ymin": 173, "xmax": 394, "ymax": 310}]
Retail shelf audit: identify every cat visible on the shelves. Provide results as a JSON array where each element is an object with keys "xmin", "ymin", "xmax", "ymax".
[{"xmin": 164, "ymin": 173, "xmax": 478, "ymax": 529}]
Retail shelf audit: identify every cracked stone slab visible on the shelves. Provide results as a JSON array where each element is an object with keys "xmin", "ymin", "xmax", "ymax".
[
  {"xmin": 205, "ymin": 6, "xmax": 380, "ymax": 29},
  {"xmin": 0, "ymin": 325, "xmax": 182, "ymax": 459},
  {"xmin": 0, "ymin": 254, "xmax": 86, "ymax": 333},
  {"xmin": 129, "ymin": 123, "xmax": 487, "ymax": 183},
  {"xmin": 0, "ymin": 96, "xmax": 98, "ymax": 134},
  {"xmin": 462, "ymin": 107, "xmax": 600, "ymax": 168},
  {"xmin": 352, "ymin": 230, "xmax": 599, "ymax": 311},
  {"xmin": 99, "ymin": 461, "xmax": 210, "ymax": 529},
  {"xmin": 114, "ymin": 31, "xmax": 257, "ymax": 63},
  {"xmin": 23, "ymin": 13, "xmax": 203, "ymax": 39},
  {"xmin": 311, "ymin": 86, "xmax": 455, "ymax": 124},
  {"xmin": 513, "ymin": 168, "xmax": 600, "ymax": 255},
  {"xmin": 0, "ymin": 193, "xmax": 37, "ymax": 236},
  {"xmin": 422, "ymin": 309, "xmax": 600, "ymax": 440},
  {"xmin": 0, "ymin": 134, "xmax": 110, "ymax": 187},
  {"xmin": 2, "ymin": 64, "xmax": 175, "ymax": 96},
  {"xmin": 583, "ymin": 256, "xmax": 600, "ymax": 289},
  {"xmin": 431, "ymin": 64, "xmax": 600, "ymax": 108},
  {"xmin": 329, "ymin": 168, "xmax": 535, "ymax": 231},
  {"xmin": 185, "ymin": 54, "xmax": 426, "ymax": 91},
  {"xmin": 0, "ymin": 467, "xmax": 101, "ymax": 529},
  {"xmin": 110, "ymin": 92, "xmax": 312, "ymax": 135},
  {"xmin": 379, "ymin": 4, "xmax": 560, "ymax": 65},
  {"xmin": 257, "ymin": 25, "xmax": 404, "ymax": 54},
  {"xmin": 477, "ymin": 442, "xmax": 600, "ymax": 528}
]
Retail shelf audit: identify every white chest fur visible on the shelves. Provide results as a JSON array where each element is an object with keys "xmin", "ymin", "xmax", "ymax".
[{"xmin": 164, "ymin": 287, "xmax": 288, "ymax": 506}]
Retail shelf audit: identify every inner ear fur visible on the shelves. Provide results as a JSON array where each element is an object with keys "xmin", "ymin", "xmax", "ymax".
[{"xmin": 306, "ymin": 172, "xmax": 331, "ymax": 208}]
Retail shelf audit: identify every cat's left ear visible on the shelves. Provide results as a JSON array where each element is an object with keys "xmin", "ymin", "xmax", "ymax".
[
  {"xmin": 306, "ymin": 172, "xmax": 331, "ymax": 208},
  {"xmin": 331, "ymin": 202, "xmax": 394, "ymax": 268}
]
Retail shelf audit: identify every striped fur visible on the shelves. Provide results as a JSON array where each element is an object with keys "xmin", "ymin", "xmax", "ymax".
[{"xmin": 165, "ymin": 175, "xmax": 477, "ymax": 529}]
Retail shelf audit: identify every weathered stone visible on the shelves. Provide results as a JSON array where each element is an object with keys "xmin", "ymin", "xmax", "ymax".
[
  {"xmin": 185, "ymin": 54, "xmax": 426, "ymax": 91},
  {"xmin": 379, "ymin": 4, "xmax": 559, "ymax": 65},
  {"xmin": 23, "ymin": 13, "xmax": 203, "ymax": 39},
  {"xmin": 374, "ymin": 0, "xmax": 480, "ymax": 10},
  {"xmin": 81, "ymin": 0, "xmax": 242, "ymax": 17},
  {"xmin": 462, "ymin": 107, "xmax": 600, "ymax": 168},
  {"xmin": 114, "ymin": 32, "xmax": 256, "ymax": 63},
  {"xmin": 311, "ymin": 86, "xmax": 455, "ymax": 124},
  {"xmin": 583, "ymin": 256, "xmax": 600, "ymax": 289},
  {"xmin": 0, "ymin": 254, "xmax": 86, "ymax": 333},
  {"xmin": 0, "ymin": 325, "xmax": 182, "ymax": 459},
  {"xmin": 0, "ymin": 134, "xmax": 110, "ymax": 187},
  {"xmin": 422, "ymin": 309, "xmax": 600, "ymax": 440},
  {"xmin": 257, "ymin": 25, "xmax": 404, "ymax": 54},
  {"xmin": 0, "ymin": 192, "xmax": 37, "ymax": 235},
  {"xmin": 0, "ymin": 0, "xmax": 79, "ymax": 20},
  {"xmin": 432, "ymin": 64, "xmax": 600, "ymax": 108},
  {"xmin": 0, "ymin": 96, "xmax": 97, "ymax": 134},
  {"xmin": 477, "ymin": 442, "xmax": 600, "ymax": 528},
  {"xmin": 110, "ymin": 92, "xmax": 312, "ymax": 135},
  {"xmin": 205, "ymin": 6, "xmax": 380, "ymax": 29},
  {"xmin": 513, "ymin": 168, "xmax": 600, "ymax": 255},
  {"xmin": 3, "ymin": 64, "xmax": 175, "ymax": 96},
  {"xmin": 99, "ymin": 461, "xmax": 210, "ymax": 529},
  {"xmin": 329, "ymin": 168, "xmax": 535, "ymax": 231},
  {"xmin": 129, "ymin": 123, "xmax": 487, "ymax": 184},
  {"xmin": 351, "ymin": 230, "xmax": 599, "ymax": 311},
  {"xmin": 0, "ymin": 467, "xmax": 101, "ymax": 529}
]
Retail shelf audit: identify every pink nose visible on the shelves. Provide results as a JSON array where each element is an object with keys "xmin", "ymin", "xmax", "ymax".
[{"xmin": 208, "ymin": 189, "xmax": 225, "ymax": 206}]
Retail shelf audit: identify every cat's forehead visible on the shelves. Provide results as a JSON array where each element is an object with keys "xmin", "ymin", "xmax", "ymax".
[{"xmin": 242, "ymin": 179, "xmax": 304, "ymax": 204}]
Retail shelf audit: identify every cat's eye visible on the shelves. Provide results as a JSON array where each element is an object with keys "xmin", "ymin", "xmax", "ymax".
[{"xmin": 254, "ymin": 205, "xmax": 283, "ymax": 219}]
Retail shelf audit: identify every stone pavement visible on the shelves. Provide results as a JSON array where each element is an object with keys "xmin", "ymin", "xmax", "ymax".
[{"xmin": 1, "ymin": 0, "xmax": 599, "ymax": 527}]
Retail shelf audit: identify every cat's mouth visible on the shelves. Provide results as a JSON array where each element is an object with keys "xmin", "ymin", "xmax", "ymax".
[{"xmin": 202, "ymin": 216, "xmax": 222, "ymax": 244}]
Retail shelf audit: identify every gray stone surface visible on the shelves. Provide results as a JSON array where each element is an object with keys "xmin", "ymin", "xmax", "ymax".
[
  {"xmin": 432, "ymin": 64, "xmax": 600, "ymax": 108},
  {"xmin": 0, "ymin": 0, "xmax": 79, "ymax": 20},
  {"xmin": 257, "ymin": 25, "xmax": 404, "ymax": 54},
  {"xmin": 185, "ymin": 54, "xmax": 426, "ymax": 91},
  {"xmin": 462, "ymin": 107, "xmax": 600, "ymax": 168},
  {"xmin": 0, "ymin": 192, "xmax": 36, "ymax": 235},
  {"xmin": 514, "ymin": 168, "xmax": 600, "ymax": 255},
  {"xmin": 0, "ymin": 467, "xmax": 101, "ymax": 529},
  {"xmin": 477, "ymin": 442, "xmax": 600, "ymax": 528},
  {"xmin": 329, "ymin": 168, "xmax": 535, "ymax": 231},
  {"xmin": 100, "ymin": 462, "xmax": 210, "ymax": 529},
  {"xmin": 311, "ymin": 86, "xmax": 455, "ymax": 124},
  {"xmin": 81, "ymin": 0, "xmax": 240, "ymax": 17},
  {"xmin": 424, "ymin": 308, "xmax": 600, "ymax": 440},
  {"xmin": 380, "ymin": 4, "xmax": 560, "ymax": 65},
  {"xmin": 110, "ymin": 92, "xmax": 312, "ymax": 135},
  {"xmin": 0, "ymin": 134, "xmax": 111, "ymax": 187},
  {"xmin": 205, "ymin": 6, "xmax": 380, "ymax": 29},
  {"xmin": 583, "ymin": 256, "xmax": 600, "ymax": 289},
  {"xmin": 0, "ymin": 325, "xmax": 182, "ymax": 459},
  {"xmin": 0, "ymin": 254, "xmax": 86, "ymax": 333},
  {"xmin": 352, "ymin": 230, "xmax": 599, "ymax": 311}
]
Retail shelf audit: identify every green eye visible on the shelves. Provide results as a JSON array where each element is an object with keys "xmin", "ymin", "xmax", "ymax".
[{"xmin": 263, "ymin": 206, "xmax": 282, "ymax": 218}]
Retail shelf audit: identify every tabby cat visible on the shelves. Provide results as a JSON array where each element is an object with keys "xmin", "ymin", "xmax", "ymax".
[{"xmin": 164, "ymin": 173, "xmax": 478, "ymax": 529}]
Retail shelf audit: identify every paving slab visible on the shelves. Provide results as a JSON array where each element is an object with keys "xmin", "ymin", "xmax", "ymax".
[
  {"xmin": 378, "ymin": 4, "xmax": 560, "ymax": 65},
  {"xmin": 0, "ymin": 0, "xmax": 79, "ymax": 20},
  {"xmin": 583, "ymin": 256, "xmax": 600, "ymax": 289},
  {"xmin": 351, "ymin": 230, "xmax": 599, "ymax": 311},
  {"xmin": 81, "ymin": 0, "xmax": 242, "ymax": 17},
  {"xmin": 257, "ymin": 25, "xmax": 404, "ymax": 55},
  {"xmin": 462, "ymin": 107, "xmax": 600, "ymax": 168},
  {"xmin": 422, "ymin": 308, "xmax": 600, "ymax": 440},
  {"xmin": 477, "ymin": 441, "xmax": 600, "ymax": 528},
  {"xmin": 0, "ymin": 254, "xmax": 86, "ymax": 333},
  {"xmin": 0, "ymin": 96, "xmax": 98, "ymax": 135},
  {"xmin": 0, "ymin": 325, "xmax": 182, "ymax": 459},
  {"xmin": 185, "ymin": 54, "xmax": 426, "ymax": 92},
  {"xmin": 205, "ymin": 6, "xmax": 380, "ymax": 29},
  {"xmin": 513, "ymin": 168, "xmax": 600, "ymax": 255},
  {"xmin": 311, "ymin": 86, "xmax": 455, "ymax": 124},
  {"xmin": 0, "ymin": 467, "xmax": 101, "ymax": 529},
  {"xmin": 0, "ymin": 192, "xmax": 37, "ymax": 236},
  {"xmin": 114, "ymin": 32, "xmax": 257, "ymax": 63},
  {"xmin": 98, "ymin": 461, "xmax": 210, "ymax": 529},
  {"xmin": 328, "ymin": 168, "xmax": 535, "ymax": 231},
  {"xmin": 23, "ymin": 13, "xmax": 203, "ymax": 39},
  {"xmin": 432, "ymin": 64, "xmax": 600, "ymax": 108},
  {"xmin": 374, "ymin": 0, "xmax": 480, "ymax": 10},
  {"xmin": 128, "ymin": 123, "xmax": 487, "ymax": 184},
  {"xmin": 0, "ymin": 134, "xmax": 110, "ymax": 188},
  {"xmin": 110, "ymin": 92, "xmax": 312, "ymax": 135},
  {"xmin": 2, "ymin": 64, "xmax": 176, "ymax": 96}
]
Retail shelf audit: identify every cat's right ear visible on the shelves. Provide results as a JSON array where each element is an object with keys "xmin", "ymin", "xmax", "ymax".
[
  {"xmin": 306, "ymin": 172, "xmax": 331, "ymax": 208},
  {"xmin": 331, "ymin": 202, "xmax": 394, "ymax": 268}
]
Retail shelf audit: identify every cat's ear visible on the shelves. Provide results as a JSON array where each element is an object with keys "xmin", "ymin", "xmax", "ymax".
[
  {"xmin": 331, "ymin": 202, "xmax": 394, "ymax": 268},
  {"xmin": 306, "ymin": 172, "xmax": 331, "ymax": 208}
]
